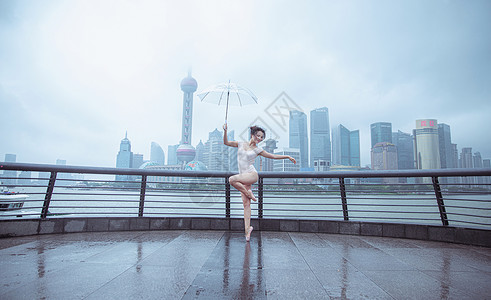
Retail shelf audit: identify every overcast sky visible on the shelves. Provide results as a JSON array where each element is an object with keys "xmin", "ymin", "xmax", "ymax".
[{"xmin": 1, "ymin": 0, "xmax": 490, "ymax": 168}]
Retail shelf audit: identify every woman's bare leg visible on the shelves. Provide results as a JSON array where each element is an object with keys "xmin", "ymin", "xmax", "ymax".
[
  {"xmin": 230, "ymin": 173, "xmax": 258, "ymax": 241},
  {"xmin": 242, "ymin": 188, "xmax": 254, "ymax": 241},
  {"xmin": 229, "ymin": 173, "xmax": 258, "ymax": 201},
  {"xmin": 241, "ymin": 191, "xmax": 251, "ymax": 235},
  {"xmin": 233, "ymin": 182, "xmax": 256, "ymax": 201}
]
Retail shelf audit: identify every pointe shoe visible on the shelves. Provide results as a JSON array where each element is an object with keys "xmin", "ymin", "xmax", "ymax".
[{"xmin": 245, "ymin": 226, "xmax": 253, "ymax": 242}]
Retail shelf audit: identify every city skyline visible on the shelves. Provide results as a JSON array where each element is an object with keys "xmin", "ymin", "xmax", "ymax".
[
  {"xmin": 118, "ymin": 117, "xmax": 490, "ymax": 175},
  {"xmin": 1, "ymin": 1, "xmax": 490, "ymax": 167},
  {"xmin": 3, "ymin": 113, "xmax": 490, "ymax": 173},
  {"xmin": 2, "ymin": 105, "xmax": 490, "ymax": 171}
]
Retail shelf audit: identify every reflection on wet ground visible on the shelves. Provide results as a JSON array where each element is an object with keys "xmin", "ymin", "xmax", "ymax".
[{"xmin": 0, "ymin": 230, "xmax": 490, "ymax": 299}]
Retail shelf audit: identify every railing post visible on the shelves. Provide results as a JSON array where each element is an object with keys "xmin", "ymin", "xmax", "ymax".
[
  {"xmin": 432, "ymin": 176, "xmax": 449, "ymax": 226},
  {"xmin": 139, "ymin": 175, "xmax": 147, "ymax": 217},
  {"xmin": 225, "ymin": 177, "xmax": 231, "ymax": 218},
  {"xmin": 41, "ymin": 171, "xmax": 57, "ymax": 219},
  {"xmin": 258, "ymin": 177, "xmax": 263, "ymax": 219},
  {"xmin": 339, "ymin": 177, "xmax": 349, "ymax": 221}
]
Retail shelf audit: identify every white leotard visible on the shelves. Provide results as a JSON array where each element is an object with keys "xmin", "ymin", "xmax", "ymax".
[{"xmin": 237, "ymin": 142, "xmax": 264, "ymax": 174}]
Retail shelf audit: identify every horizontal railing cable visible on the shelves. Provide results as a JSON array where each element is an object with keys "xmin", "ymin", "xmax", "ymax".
[{"xmin": 1, "ymin": 162, "xmax": 490, "ymax": 229}]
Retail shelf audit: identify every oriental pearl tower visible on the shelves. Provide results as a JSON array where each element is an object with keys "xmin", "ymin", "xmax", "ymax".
[{"xmin": 176, "ymin": 70, "xmax": 198, "ymax": 167}]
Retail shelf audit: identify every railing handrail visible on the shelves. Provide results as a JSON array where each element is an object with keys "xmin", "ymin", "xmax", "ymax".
[
  {"xmin": 2, "ymin": 162, "xmax": 491, "ymax": 178},
  {"xmin": 1, "ymin": 162, "xmax": 490, "ymax": 230}
]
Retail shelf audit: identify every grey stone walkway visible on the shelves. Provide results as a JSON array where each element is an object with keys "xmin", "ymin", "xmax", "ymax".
[{"xmin": 0, "ymin": 230, "xmax": 490, "ymax": 299}]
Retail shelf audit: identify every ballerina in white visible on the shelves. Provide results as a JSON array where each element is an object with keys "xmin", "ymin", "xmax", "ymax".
[{"xmin": 223, "ymin": 123, "xmax": 296, "ymax": 241}]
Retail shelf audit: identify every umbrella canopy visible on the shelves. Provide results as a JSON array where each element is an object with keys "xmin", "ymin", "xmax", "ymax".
[{"xmin": 197, "ymin": 81, "xmax": 258, "ymax": 122}]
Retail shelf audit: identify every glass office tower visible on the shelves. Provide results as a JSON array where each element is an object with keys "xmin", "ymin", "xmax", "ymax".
[
  {"xmin": 150, "ymin": 142, "xmax": 165, "ymax": 166},
  {"xmin": 289, "ymin": 110, "xmax": 309, "ymax": 169},
  {"xmin": 370, "ymin": 122, "xmax": 392, "ymax": 148},
  {"xmin": 438, "ymin": 123, "xmax": 455, "ymax": 169},
  {"xmin": 332, "ymin": 124, "xmax": 360, "ymax": 167},
  {"xmin": 116, "ymin": 132, "xmax": 133, "ymax": 181},
  {"xmin": 392, "ymin": 130, "xmax": 415, "ymax": 169},
  {"xmin": 310, "ymin": 107, "xmax": 331, "ymax": 170}
]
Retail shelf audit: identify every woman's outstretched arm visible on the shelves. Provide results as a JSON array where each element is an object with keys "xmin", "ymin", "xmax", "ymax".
[
  {"xmin": 223, "ymin": 123, "xmax": 238, "ymax": 147},
  {"xmin": 259, "ymin": 150, "xmax": 296, "ymax": 164}
]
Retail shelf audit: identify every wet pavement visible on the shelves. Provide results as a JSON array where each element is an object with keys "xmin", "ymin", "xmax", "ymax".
[{"xmin": 0, "ymin": 230, "xmax": 490, "ymax": 299}]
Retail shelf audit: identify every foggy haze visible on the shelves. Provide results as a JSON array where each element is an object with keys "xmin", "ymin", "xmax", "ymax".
[{"xmin": 1, "ymin": 0, "xmax": 490, "ymax": 167}]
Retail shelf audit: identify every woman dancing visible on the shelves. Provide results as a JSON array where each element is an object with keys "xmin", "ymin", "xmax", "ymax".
[{"xmin": 223, "ymin": 123, "xmax": 296, "ymax": 241}]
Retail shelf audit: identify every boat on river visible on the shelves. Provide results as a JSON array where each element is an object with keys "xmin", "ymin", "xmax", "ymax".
[{"xmin": 0, "ymin": 189, "xmax": 28, "ymax": 211}]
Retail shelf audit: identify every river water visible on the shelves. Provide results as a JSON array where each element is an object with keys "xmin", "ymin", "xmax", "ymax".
[{"xmin": 2, "ymin": 187, "xmax": 490, "ymax": 230}]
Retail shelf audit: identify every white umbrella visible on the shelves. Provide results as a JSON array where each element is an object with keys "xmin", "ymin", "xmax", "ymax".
[{"xmin": 197, "ymin": 81, "xmax": 258, "ymax": 123}]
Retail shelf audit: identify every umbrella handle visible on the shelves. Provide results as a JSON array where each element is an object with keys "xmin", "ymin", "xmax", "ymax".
[{"xmin": 225, "ymin": 90, "xmax": 230, "ymax": 123}]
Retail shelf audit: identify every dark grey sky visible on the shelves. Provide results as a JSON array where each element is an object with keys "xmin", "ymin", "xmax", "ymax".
[{"xmin": 1, "ymin": 0, "xmax": 490, "ymax": 167}]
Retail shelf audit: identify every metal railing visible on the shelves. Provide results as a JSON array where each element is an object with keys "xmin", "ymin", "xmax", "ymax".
[{"xmin": 1, "ymin": 162, "xmax": 490, "ymax": 229}]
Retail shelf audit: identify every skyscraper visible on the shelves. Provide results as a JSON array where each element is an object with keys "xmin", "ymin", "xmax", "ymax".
[
  {"xmin": 176, "ymin": 70, "xmax": 198, "ymax": 166},
  {"xmin": 460, "ymin": 147, "xmax": 474, "ymax": 185},
  {"xmin": 332, "ymin": 125, "xmax": 346, "ymax": 166},
  {"xmin": 273, "ymin": 148, "xmax": 300, "ymax": 172},
  {"xmin": 350, "ymin": 130, "xmax": 360, "ymax": 167},
  {"xmin": 332, "ymin": 124, "xmax": 360, "ymax": 167},
  {"xmin": 203, "ymin": 129, "xmax": 229, "ymax": 171},
  {"xmin": 371, "ymin": 142, "xmax": 398, "ymax": 170},
  {"xmin": 150, "ymin": 142, "xmax": 165, "ymax": 165},
  {"xmin": 452, "ymin": 144, "xmax": 459, "ymax": 169},
  {"xmin": 133, "ymin": 154, "xmax": 144, "ymax": 169},
  {"xmin": 392, "ymin": 130, "xmax": 415, "ymax": 169},
  {"xmin": 227, "ymin": 130, "xmax": 238, "ymax": 172},
  {"xmin": 289, "ymin": 110, "xmax": 309, "ymax": 169},
  {"xmin": 414, "ymin": 119, "xmax": 440, "ymax": 170},
  {"xmin": 371, "ymin": 142, "xmax": 398, "ymax": 183},
  {"xmin": 116, "ymin": 132, "xmax": 133, "ymax": 181},
  {"xmin": 371, "ymin": 122, "xmax": 392, "ymax": 148},
  {"xmin": 438, "ymin": 123, "xmax": 454, "ymax": 168},
  {"xmin": 460, "ymin": 147, "xmax": 473, "ymax": 168},
  {"xmin": 261, "ymin": 139, "xmax": 278, "ymax": 171},
  {"xmin": 474, "ymin": 152, "xmax": 483, "ymax": 168},
  {"xmin": 310, "ymin": 107, "xmax": 331, "ymax": 170},
  {"xmin": 167, "ymin": 145, "xmax": 179, "ymax": 165},
  {"xmin": 195, "ymin": 140, "xmax": 205, "ymax": 163},
  {"xmin": 473, "ymin": 153, "xmax": 485, "ymax": 186}
]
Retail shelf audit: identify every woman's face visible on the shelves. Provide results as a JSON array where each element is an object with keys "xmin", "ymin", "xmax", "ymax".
[{"xmin": 253, "ymin": 131, "xmax": 264, "ymax": 143}]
